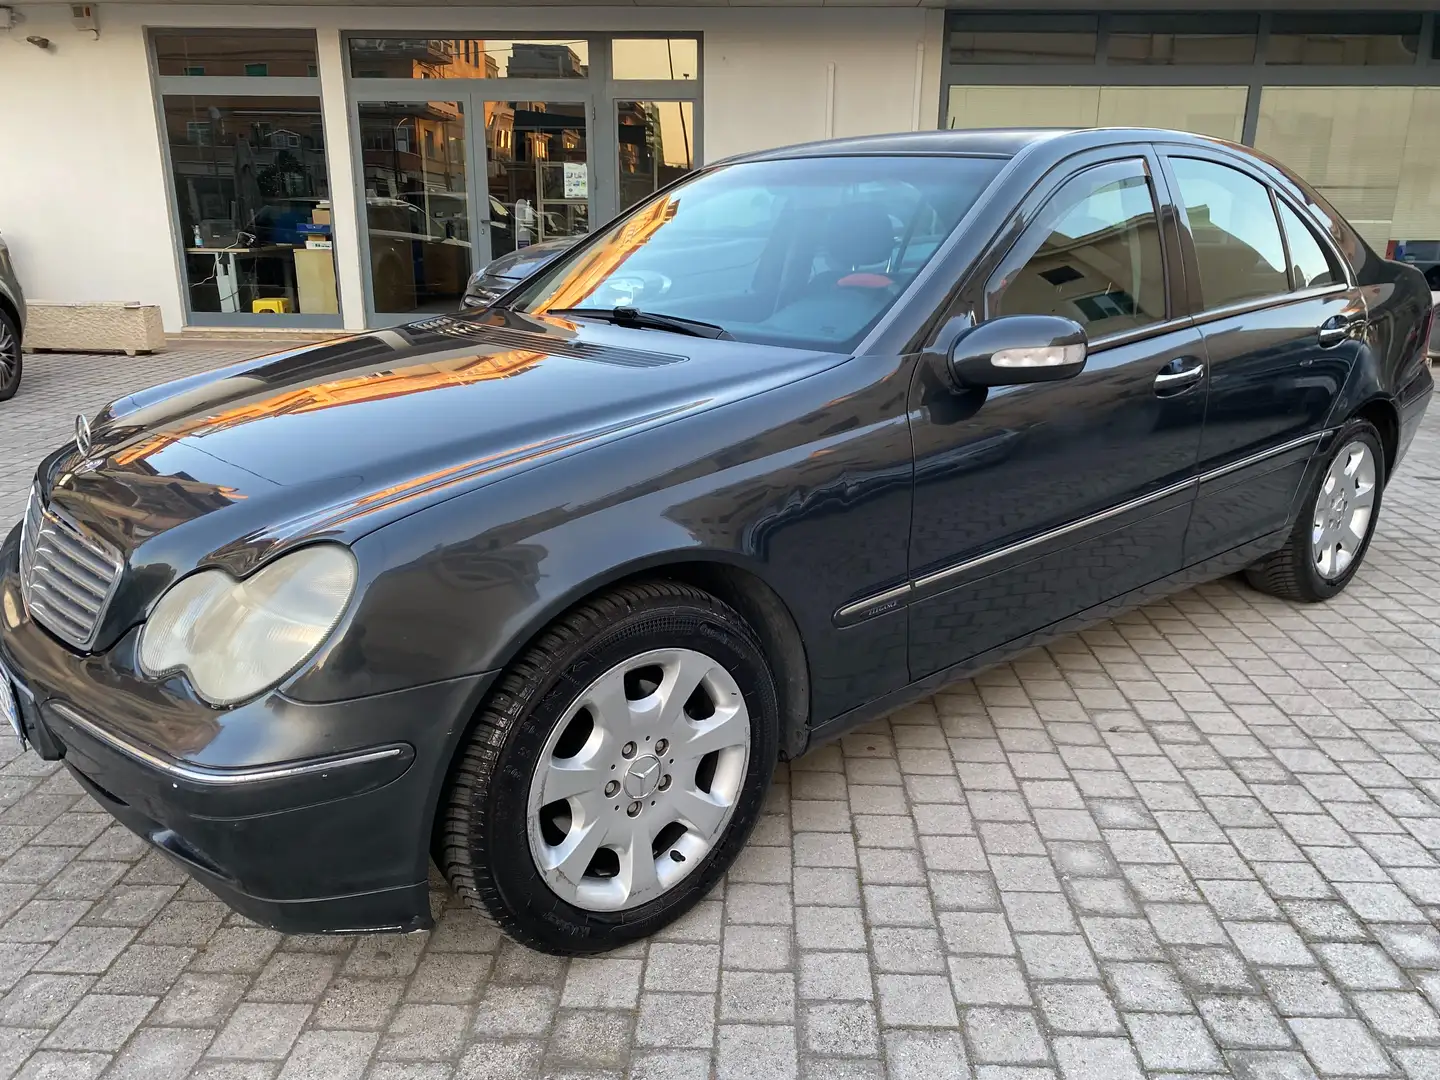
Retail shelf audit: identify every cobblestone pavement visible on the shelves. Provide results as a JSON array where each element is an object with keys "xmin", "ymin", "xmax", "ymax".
[{"xmin": 3, "ymin": 346, "xmax": 1440, "ymax": 1079}]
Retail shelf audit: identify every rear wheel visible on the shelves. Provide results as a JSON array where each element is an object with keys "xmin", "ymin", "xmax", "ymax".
[
  {"xmin": 437, "ymin": 580, "xmax": 779, "ymax": 954},
  {"xmin": 0, "ymin": 310, "xmax": 20, "ymax": 402},
  {"xmin": 1244, "ymin": 419, "xmax": 1384, "ymax": 602}
]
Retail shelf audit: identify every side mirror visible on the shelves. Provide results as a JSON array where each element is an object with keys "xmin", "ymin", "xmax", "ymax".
[{"xmin": 948, "ymin": 315, "xmax": 1088, "ymax": 389}]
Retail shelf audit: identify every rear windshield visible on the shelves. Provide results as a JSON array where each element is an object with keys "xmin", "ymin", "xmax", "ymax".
[{"xmin": 510, "ymin": 154, "xmax": 1005, "ymax": 352}]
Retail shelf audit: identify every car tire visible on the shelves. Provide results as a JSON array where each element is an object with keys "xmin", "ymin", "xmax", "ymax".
[
  {"xmin": 1244, "ymin": 418, "xmax": 1385, "ymax": 603},
  {"xmin": 436, "ymin": 579, "xmax": 779, "ymax": 954},
  {"xmin": 0, "ymin": 309, "xmax": 21, "ymax": 402}
]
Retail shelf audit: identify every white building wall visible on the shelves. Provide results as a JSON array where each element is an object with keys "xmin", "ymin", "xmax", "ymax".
[{"xmin": 0, "ymin": 5, "xmax": 944, "ymax": 332}]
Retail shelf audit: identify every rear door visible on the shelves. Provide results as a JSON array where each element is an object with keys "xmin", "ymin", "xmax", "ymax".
[
  {"xmin": 905, "ymin": 148, "xmax": 1207, "ymax": 680},
  {"xmin": 1159, "ymin": 149, "xmax": 1366, "ymax": 564}
]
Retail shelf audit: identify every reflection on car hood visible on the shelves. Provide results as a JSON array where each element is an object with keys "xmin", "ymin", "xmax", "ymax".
[
  {"xmin": 482, "ymin": 236, "xmax": 577, "ymax": 282},
  {"xmin": 41, "ymin": 310, "xmax": 845, "ymax": 582}
]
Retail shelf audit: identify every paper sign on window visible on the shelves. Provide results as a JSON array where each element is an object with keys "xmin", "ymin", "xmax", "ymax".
[{"xmin": 563, "ymin": 162, "xmax": 588, "ymax": 199}]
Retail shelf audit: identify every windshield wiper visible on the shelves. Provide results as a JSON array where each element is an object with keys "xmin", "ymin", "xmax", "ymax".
[{"xmin": 545, "ymin": 306, "xmax": 733, "ymax": 340}]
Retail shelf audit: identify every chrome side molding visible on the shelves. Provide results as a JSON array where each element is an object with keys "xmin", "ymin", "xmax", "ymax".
[{"xmin": 835, "ymin": 429, "xmax": 1327, "ymax": 627}]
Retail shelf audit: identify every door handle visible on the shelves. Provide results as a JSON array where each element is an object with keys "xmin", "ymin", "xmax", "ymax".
[
  {"xmin": 1318, "ymin": 313, "xmax": 1363, "ymax": 347},
  {"xmin": 1154, "ymin": 359, "xmax": 1205, "ymax": 395}
]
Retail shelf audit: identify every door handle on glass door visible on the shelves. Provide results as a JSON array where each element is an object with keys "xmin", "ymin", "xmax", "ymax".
[
  {"xmin": 1153, "ymin": 358, "xmax": 1205, "ymax": 395},
  {"xmin": 1317, "ymin": 313, "xmax": 1362, "ymax": 347}
]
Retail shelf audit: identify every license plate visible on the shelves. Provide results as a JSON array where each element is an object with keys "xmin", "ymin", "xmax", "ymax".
[{"xmin": 0, "ymin": 661, "xmax": 23, "ymax": 747}]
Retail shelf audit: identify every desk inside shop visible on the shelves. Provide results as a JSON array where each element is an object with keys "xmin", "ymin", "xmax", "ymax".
[{"xmin": 185, "ymin": 208, "xmax": 337, "ymax": 316}]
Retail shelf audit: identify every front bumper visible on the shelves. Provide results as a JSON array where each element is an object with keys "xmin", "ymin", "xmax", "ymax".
[{"xmin": 0, "ymin": 525, "xmax": 494, "ymax": 934}]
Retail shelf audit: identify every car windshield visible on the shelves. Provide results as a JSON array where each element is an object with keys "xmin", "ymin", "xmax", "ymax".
[{"xmin": 510, "ymin": 154, "xmax": 1005, "ymax": 352}]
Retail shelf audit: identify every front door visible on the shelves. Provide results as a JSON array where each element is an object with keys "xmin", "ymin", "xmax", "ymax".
[
  {"xmin": 907, "ymin": 152, "xmax": 1207, "ymax": 680},
  {"xmin": 478, "ymin": 100, "xmax": 591, "ymax": 263},
  {"xmin": 1158, "ymin": 150, "xmax": 1365, "ymax": 564}
]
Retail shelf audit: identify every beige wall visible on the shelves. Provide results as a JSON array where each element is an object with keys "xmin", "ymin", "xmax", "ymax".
[{"xmin": 0, "ymin": 5, "xmax": 945, "ymax": 332}]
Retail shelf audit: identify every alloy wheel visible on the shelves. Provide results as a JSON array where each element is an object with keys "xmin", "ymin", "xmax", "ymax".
[
  {"xmin": 1311, "ymin": 439, "xmax": 1377, "ymax": 580},
  {"xmin": 0, "ymin": 319, "xmax": 16, "ymax": 389},
  {"xmin": 526, "ymin": 647, "xmax": 751, "ymax": 912}
]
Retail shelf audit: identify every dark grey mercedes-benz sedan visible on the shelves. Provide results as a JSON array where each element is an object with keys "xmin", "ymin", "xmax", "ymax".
[{"xmin": 0, "ymin": 129, "xmax": 1432, "ymax": 954}]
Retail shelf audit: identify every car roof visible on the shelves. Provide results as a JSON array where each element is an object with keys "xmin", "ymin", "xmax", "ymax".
[{"xmin": 718, "ymin": 127, "xmax": 1238, "ymax": 165}]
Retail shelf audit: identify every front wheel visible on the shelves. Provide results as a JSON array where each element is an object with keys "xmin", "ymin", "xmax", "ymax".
[
  {"xmin": 437, "ymin": 580, "xmax": 779, "ymax": 954},
  {"xmin": 1245, "ymin": 419, "xmax": 1385, "ymax": 602}
]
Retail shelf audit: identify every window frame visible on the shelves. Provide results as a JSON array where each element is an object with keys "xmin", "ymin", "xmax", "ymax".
[
  {"xmin": 1273, "ymin": 191, "xmax": 1346, "ymax": 292},
  {"xmin": 1158, "ymin": 145, "xmax": 1354, "ymax": 318},
  {"xmin": 1164, "ymin": 153, "xmax": 1293, "ymax": 314},
  {"xmin": 983, "ymin": 153, "xmax": 1175, "ymax": 341},
  {"xmin": 342, "ymin": 31, "xmax": 702, "ymax": 326},
  {"xmin": 940, "ymin": 12, "xmax": 1440, "ymax": 142},
  {"xmin": 147, "ymin": 28, "xmax": 342, "ymax": 331}
]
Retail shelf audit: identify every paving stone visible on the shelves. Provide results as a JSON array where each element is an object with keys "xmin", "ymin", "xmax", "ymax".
[
  {"xmin": 949, "ymin": 956, "xmax": 1033, "ymax": 1006},
  {"xmin": 875, "ymin": 974, "xmax": 959, "ymax": 1027},
  {"xmin": 716, "ymin": 1023, "xmax": 797, "ymax": 1080},
  {"xmin": 801, "ymin": 1001, "xmax": 878, "ymax": 1056},
  {"xmin": 1125, "ymin": 1012, "xmax": 1224, "ymax": 1071},
  {"xmin": 966, "ymin": 1006, "xmax": 1048, "ymax": 1064},
  {"xmin": 1288, "ymin": 1017, "xmax": 1393, "ymax": 1076},
  {"xmin": 882, "ymin": 1030, "xmax": 969, "ymax": 1080},
  {"xmin": 208, "ymin": 1002, "xmax": 311, "ymax": 1061},
  {"xmin": 1104, "ymin": 962, "xmax": 1192, "ymax": 1013},
  {"xmin": 103, "ymin": 1027, "xmax": 214, "ymax": 1080},
  {"xmin": 1051, "ymin": 1036, "xmax": 1144, "ymax": 1080},
  {"xmin": 42, "ymin": 992, "xmax": 154, "ymax": 1051},
  {"xmin": 1034, "ymin": 983, "xmax": 1121, "ymax": 1035},
  {"xmin": 454, "ymin": 1039, "xmax": 543, "ymax": 1080},
  {"xmin": 634, "ymin": 991, "xmax": 714, "ymax": 1049},
  {"xmin": 377, "ymin": 1003, "xmax": 468, "ymax": 1060},
  {"xmin": 1196, "ymin": 996, "xmax": 1293, "ymax": 1049},
  {"xmin": 1351, "ymin": 991, "xmax": 1440, "ymax": 1042}
]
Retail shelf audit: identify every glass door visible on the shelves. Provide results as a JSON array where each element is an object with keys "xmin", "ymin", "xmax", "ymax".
[
  {"xmin": 357, "ymin": 99, "xmax": 474, "ymax": 315},
  {"xmin": 478, "ymin": 100, "xmax": 590, "ymax": 262}
]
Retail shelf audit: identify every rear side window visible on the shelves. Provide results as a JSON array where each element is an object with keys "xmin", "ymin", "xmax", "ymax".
[
  {"xmin": 1169, "ymin": 157, "xmax": 1289, "ymax": 309},
  {"xmin": 1276, "ymin": 199, "xmax": 1344, "ymax": 290},
  {"xmin": 988, "ymin": 158, "xmax": 1166, "ymax": 339}
]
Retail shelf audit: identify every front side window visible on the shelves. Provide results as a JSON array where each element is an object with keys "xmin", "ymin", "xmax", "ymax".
[
  {"xmin": 988, "ymin": 158, "xmax": 1165, "ymax": 339},
  {"xmin": 1277, "ymin": 199, "xmax": 1344, "ymax": 290},
  {"xmin": 1169, "ymin": 157, "xmax": 1289, "ymax": 310},
  {"xmin": 512, "ymin": 155, "xmax": 1004, "ymax": 352}
]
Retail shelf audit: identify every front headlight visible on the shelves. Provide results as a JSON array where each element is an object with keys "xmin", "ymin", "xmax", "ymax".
[{"xmin": 139, "ymin": 544, "xmax": 357, "ymax": 706}]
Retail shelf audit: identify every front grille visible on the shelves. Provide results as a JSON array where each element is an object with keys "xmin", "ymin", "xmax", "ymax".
[{"xmin": 19, "ymin": 486, "xmax": 123, "ymax": 650}]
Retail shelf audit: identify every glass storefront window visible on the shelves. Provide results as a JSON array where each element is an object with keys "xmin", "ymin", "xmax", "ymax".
[
  {"xmin": 1107, "ymin": 15, "xmax": 1258, "ymax": 66},
  {"xmin": 357, "ymin": 101, "xmax": 471, "ymax": 314},
  {"xmin": 1267, "ymin": 15, "xmax": 1421, "ymax": 67},
  {"xmin": 618, "ymin": 101, "xmax": 695, "ymax": 212},
  {"xmin": 153, "ymin": 30, "xmax": 318, "ymax": 78},
  {"xmin": 1256, "ymin": 86, "xmax": 1440, "ymax": 261},
  {"xmin": 163, "ymin": 96, "xmax": 337, "ymax": 317},
  {"xmin": 946, "ymin": 85, "xmax": 1248, "ymax": 142},
  {"xmin": 948, "ymin": 15, "xmax": 1098, "ymax": 65},
  {"xmin": 613, "ymin": 39, "xmax": 698, "ymax": 81},
  {"xmin": 348, "ymin": 38, "xmax": 589, "ymax": 79}
]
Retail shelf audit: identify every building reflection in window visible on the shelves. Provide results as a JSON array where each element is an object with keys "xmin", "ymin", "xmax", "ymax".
[
  {"xmin": 617, "ymin": 101, "xmax": 695, "ymax": 212},
  {"xmin": 348, "ymin": 38, "xmax": 589, "ymax": 80},
  {"xmin": 358, "ymin": 101, "xmax": 471, "ymax": 315}
]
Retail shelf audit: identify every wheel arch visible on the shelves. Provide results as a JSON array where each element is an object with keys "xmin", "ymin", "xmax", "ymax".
[
  {"xmin": 455, "ymin": 550, "xmax": 814, "ymax": 770},
  {"xmin": 0, "ymin": 292, "xmax": 20, "ymax": 339},
  {"xmin": 1353, "ymin": 396, "xmax": 1400, "ymax": 477}
]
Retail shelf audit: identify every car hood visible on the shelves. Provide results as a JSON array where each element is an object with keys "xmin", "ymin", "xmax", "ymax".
[
  {"xmin": 482, "ymin": 236, "xmax": 576, "ymax": 282},
  {"xmin": 39, "ymin": 311, "xmax": 847, "ymax": 587}
]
